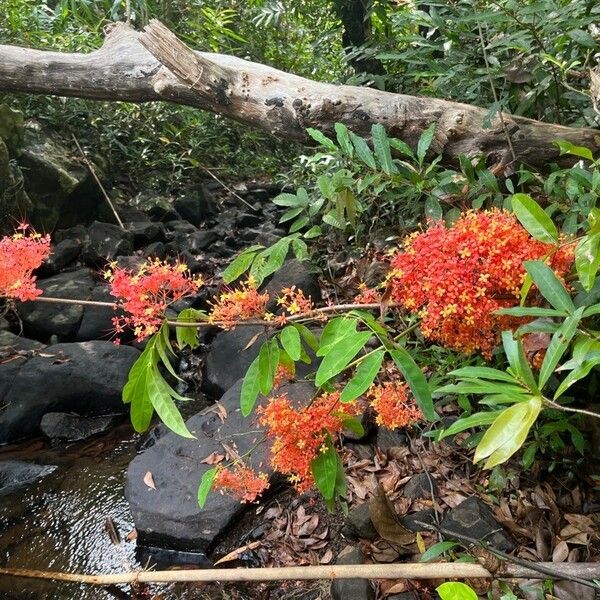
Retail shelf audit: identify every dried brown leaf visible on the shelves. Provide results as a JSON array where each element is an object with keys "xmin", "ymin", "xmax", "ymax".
[
  {"xmin": 368, "ymin": 485, "xmax": 414, "ymax": 546},
  {"xmin": 143, "ymin": 471, "xmax": 156, "ymax": 490}
]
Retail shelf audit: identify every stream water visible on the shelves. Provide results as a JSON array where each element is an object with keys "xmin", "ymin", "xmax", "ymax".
[{"xmin": 0, "ymin": 421, "xmax": 202, "ymax": 600}]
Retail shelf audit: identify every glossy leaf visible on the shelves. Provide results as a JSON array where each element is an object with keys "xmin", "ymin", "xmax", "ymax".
[
  {"xmin": 306, "ymin": 128, "xmax": 337, "ymax": 152},
  {"xmin": 340, "ymin": 350, "xmax": 385, "ymax": 402},
  {"xmin": 280, "ymin": 326, "xmax": 302, "ymax": 361},
  {"xmin": 510, "ymin": 193, "xmax": 558, "ymax": 244},
  {"xmin": 294, "ymin": 323, "xmax": 319, "ymax": 352},
  {"xmin": 439, "ymin": 410, "xmax": 505, "ymax": 439},
  {"xmin": 389, "ymin": 348, "xmax": 435, "ymax": 421},
  {"xmin": 335, "ymin": 122, "xmax": 353, "ymax": 157},
  {"xmin": 448, "ymin": 366, "xmax": 518, "ymax": 383},
  {"xmin": 176, "ymin": 308, "xmax": 203, "ymax": 349},
  {"xmin": 241, "ymin": 356, "xmax": 261, "ymax": 417},
  {"xmin": 222, "ymin": 245, "xmax": 263, "ymax": 283},
  {"xmin": 436, "ymin": 582, "xmax": 478, "ymax": 600},
  {"xmin": 420, "ymin": 541, "xmax": 458, "ymax": 562},
  {"xmin": 311, "ymin": 436, "xmax": 338, "ymax": 500},
  {"xmin": 575, "ymin": 232, "xmax": 600, "ymax": 292},
  {"xmin": 198, "ymin": 467, "xmax": 218, "ymax": 508},
  {"xmin": 315, "ymin": 331, "xmax": 371, "ymax": 386},
  {"xmin": 317, "ymin": 317, "xmax": 357, "ymax": 356},
  {"xmin": 417, "ymin": 123, "xmax": 436, "ymax": 164},
  {"xmin": 258, "ymin": 339, "xmax": 280, "ymax": 395},
  {"xmin": 524, "ymin": 260, "xmax": 575, "ymax": 313},
  {"xmin": 371, "ymin": 123, "xmax": 395, "ymax": 175},
  {"xmin": 147, "ymin": 369, "xmax": 194, "ymax": 438},
  {"xmin": 501, "ymin": 331, "xmax": 538, "ymax": 392},
  {"xmin": 349, "ymin": 130, "xmax": 377, "ymax": 169}
]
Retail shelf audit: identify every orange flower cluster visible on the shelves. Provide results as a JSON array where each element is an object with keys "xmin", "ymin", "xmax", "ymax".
[
  {"xmin": 368, "ymin": 382, "xmax": 423, "ymax": 429},
  {"xmin": 0, "ymin": 225, "xmax": 51, "ymax": 301},
  {"xmin": 209, "ymin": 278, "xmax": 269, "ymax": 329},
  {"xmin": 354, "ymin": 283, "xmax": 382, "ymax": 305},
  {"xmin": 273, "ymin": 363, "xmax": 295, "ymax": 388},
  {"xmin": 257, "ymin": 392, "xmax": 357, "ymax": 493},
  {"xmin": 389, "ymin": 209, "xmax": 573, "ymax": 357},
  {"xmin": 105, "ymin": 258, "xmax": 202, "ymax": 341},
  {"xmin": 276, "ymin": 286, "xmax": 314, "ymax": 315},
  {"xmin": 213, "ymin": 464, "xmax": 270, "ymax": 503}
]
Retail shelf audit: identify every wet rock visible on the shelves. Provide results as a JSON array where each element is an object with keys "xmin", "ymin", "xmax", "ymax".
[
  {"xmin": 0, "ymin": 460, "xmax": 57, "ymax": 496},
  {"xmin": 18, "ymin": 124, "xmax": 102, "ymax": 230},
  {"xmin": 331, "ymin": 545, "xmax": 375, "ymax": 600},
  {"xmin": 143, "ymin": 241, "xmax": 167, "ymax": 260},
  {"xmin": 126, "ymin": 221, "xmax": 166, "ymax": 248},
  {"xmin": 39, "ymin": 238, "xmax": 82, "ymax": 276},
  {"xmin": 0, "ymin": 333, "xmax": 44, "ymax": 401},
  {"xmin": 440, "ymin": 497, "xmax": 515, "ymax": 552},
  {"xmin": 0, "ymin": 331, "xmax": 44, "ymax": 353},
  {"xmin": 17, "ymin": 268, "xmax": 95, "ymax": 340},
  {"xmin": 40, "ymin": 412, "xmax": 119, "ymax": 442},
  {"xmin": 126, "ymin": 380, "xmax": 314, "ymax": 552},
  {"xmin": 81, "ymin": 221, "xmax": 134, "ymax": 266},
  {"xmin": 0, "ymin": 341, "xmax": 139, "ymax": 443},
  {"xmin": 76, "ymin": 285, "xmax": 121, "ymax": 342},
  {"xmin": 135, "ymin": 546, "xmax": 211, "ymax": 571},
  {"xmin": 342, "ymin": 502, "xmax": 377, "ymax": 540},
  {"xmin": 203, "ymin": 325, "xmax": 270, "ymax": 397},
  {"xmin": 54, "ymin": 224, "xmax": 87, "ymax": 244},
  {"xmin": 403, "ymin": 473, "xmax": 437, "ymax": 500}
]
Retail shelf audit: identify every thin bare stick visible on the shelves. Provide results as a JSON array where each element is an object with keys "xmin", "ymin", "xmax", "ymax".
[
  {"xmin": 201, "ymin": 166, "xmax": 257, "ymax": 212},
  {"xmin": 35, "ymin": 296, "xmax": 117, "ymax": 309},
  {"xmin": 71, "ymin": 134, "xmax": 125, "ymax": 230},
  {"xmin": 3, "ymin": 561, "xmax": 600, "ymax": 586},
  {"xmin": 544, "ymin": 398, "xmax": 600, "ymax": 420}
]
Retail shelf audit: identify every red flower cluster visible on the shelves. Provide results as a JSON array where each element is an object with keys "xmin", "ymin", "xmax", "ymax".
[
  {"xmin": 273, "ymin": 363, "xmax": 295, "ymax": 388},
  {"xmin": 257, "ymin": 392, "xmax": 357, "ymax": 493},
  {"xmin": 105, "ymin": 258, "xmax": 202, "ymax": 341},
  {"xmin": 389, "ymin": 210, "xmax": 573, "ymax": 357},
  {"xmin": 213, "ymin": 463, "xmax": 270, "ymax": 503},
  {"xmin": 276, "ymin": 286, "xmax": 314, "ymax": 315},
  {"xmin": 0, "ymin": 225, "xmax": 51, "ymax": 301},
  {"xmin": 354, "ymin": 283, "xmax": 382, "ymax": 305},
  {"xmin": 368, "ymin": 382, "xmax": 423, "ymax": 429},
  {"xmin": 209, "ymin": 278, "xmax": 269, "ymax": 329}
]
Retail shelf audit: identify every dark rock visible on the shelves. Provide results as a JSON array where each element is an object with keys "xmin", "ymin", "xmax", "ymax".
[
  {"xmin": 143, "ymin": 241, "xmax": 167, "ymax": 260},
  {"xmin": 342, "ymin": 502, "xmax": 377, "ymax": 540},
  {"xmin": 263, "ymin": 259, "xmax": 321, "ymax": 310},
  {"xmin": 135, "ymin": 546, "xmax": 211, "ymax": 571},
  {"xmin": 169, "ymin": 230, "xmax": 218, "ymax": 254},
  {"xmin": 126, "ymin": 380, "xmax": 314, "ymax": 552},
  {"xmin": 0, "ymin": 104, "xmax": 24, "ymax": 153},
  {"xmin": 376, "ymin": 428, "xmax": 408, "ymax": 454},
  {"xmin": 126, "ymin": 221, "xmax": 166, "ymax": 248},
  {"xmin": 116, "ymin": 206, "xmax": 150, "ymax": 223},
  {"xmin": 0, "ymin": 341, "xmax": 139, "ymax": 443},
  {"xmin": 165, "ymin": 220, "xmax": 198, "ymax": 234},
  {"xmin": 173, "ymin": 186, "xmax": 216, "ymax": 226},
  {"xmin": 81, "ymin": 221, "xmax": 134, "ymax": 266},
  {"xmin": 0, "ymin": 331, "xmax": 44, "ymax": 353},
  {"xmin": 0, "ymin": 460, "xmax": 57, "ymax": 496},
  {"xmin": 440, "ymin": 497, "xmax": 515, "ymax": 552},
  {"xmin": 18, "ymin": 124, "xmax": 102, "ymax": 230},
  {"xmin": 40, "ymin": 412, "xmax": 119, "ymax": 442},
  {"xmin": 331, "ymin": 545, "xmax": 374, "ymax": 600},
  {"xmin": 17, "ymin": 268, "xmax": 95, "ymax": 340},
  {"xmin": 403, "ymin": 473, "xmax": 437, "ymax": 500},
  {"xmin": 114, "ymin": 255, "xmax": 146, "ymax": 271},
  {"xmin": 203, "ymin": 325, "xmax": 269, "ymax": 397},
  {"xmin": 235, "ymin": 212, "xmax": 262, "ymax": 228},
  {"xmin": 401, "ymin": 508, "xmax": 437, "ymax": 533},
  {"xmin": 76, "ymin": 285, "xmax": 121, "ymax": 342},
  {"xmin": 54, "ymin": 224, "xmax": 87, "ymax": 244},
  {"xmin": 39, "ymin": 238, "xmax": 82, "ymax": 276},
  {"xmin": 256, "ymin": 230, "xmax": 284, "ymax": 247},
  {"xmin": 387, "ymin": 593, "xmax": 419, "ymax": 600},
  {"xmin": 0, "ymin": 333, "xmax": 44, "ymax": 401}
]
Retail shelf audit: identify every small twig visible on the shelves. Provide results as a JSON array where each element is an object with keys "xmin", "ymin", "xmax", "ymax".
[
  {"xmin": 201, "ymin": 166, "xmax": 257, "ymax": 212},
  {"xmin": 415, "ymin": 520, "xmax": 598, "ymax": 589},
  {"xmin": 544, "ymin": 398, "xmax": 600, "ymax": 420},
  {"xmin": 477, "ymin": 23, "xmax": 517, "ymax": 164},
  {"xmin": 71, "ymin": 135, "xmax": 125, "ymax": 230},
  {"xmin": 35, "ymin": 296, "xmax": 117, "ymax": 309}
]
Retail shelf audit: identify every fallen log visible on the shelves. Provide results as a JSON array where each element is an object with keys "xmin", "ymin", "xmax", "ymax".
[{"xmin": 0, "ymin": 21, "xmax": 598, "ymax": 169}]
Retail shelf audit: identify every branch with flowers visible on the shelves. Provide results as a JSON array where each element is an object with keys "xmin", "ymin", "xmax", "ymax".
[{"xmin": 2, "ymin": 190, "xmax": 600, "ymax": 510}]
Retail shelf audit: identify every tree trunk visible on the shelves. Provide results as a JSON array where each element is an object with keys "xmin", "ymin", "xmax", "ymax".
[{"xmin": 0, "ymin": 21, "xmax": 597, "ymax": 170}]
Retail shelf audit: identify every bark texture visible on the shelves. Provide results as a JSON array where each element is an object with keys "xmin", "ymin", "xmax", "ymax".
[{"xmin": 0, "ymin": 21, "xmax": 598, "ymax": 169}]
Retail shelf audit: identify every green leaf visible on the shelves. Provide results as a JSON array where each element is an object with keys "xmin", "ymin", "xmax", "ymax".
[
  {"xmin": 501, "ymin": 331, "xmax": 538, "ymax": 393},
  {"xmin": 389, "ymin": 348, "xmax": 435, "ymax": 421},
  {"xmin": 417, "ymin": 123, "xmax": 436, "ymax": 164},
  {"xmin": 315, "ymin": 331, "xmax": 371, "ymax": 386},
  {"xmin": 436, "ymin": 582, "xmax": 478, "ymax": 600},
  {"xmin": 198, "ymin": 467, "xmax": 218, "ymax": 508},
  {"xmin": 311, "ymin": 436, "xmax": 338, "ymax": 500},
  {"xmin": 447, "ymin": 367, "xmax": 518, "ymax": 383},
  {"xmin": 538, "ymin": 307, "xmax": 584, "ymax": 389},
  {"xmin": 130, "ymin": 385, "xmax": 153, "ymax": 433},
  {"xmin": 123, "ymin": 340, "xmax": 156, "ymax": 405},
  {"xmin": 241, "ymin": 356, "xmax": 261, "ymax": 417},
  {"xmin": 335, "ymin": 122, "xmax": 353, "ymax": 157},
  {"xmin": 474, "ymin": 397, "xmax": 542, "ymax": 468},
  {"xmin": 147, "ymin": 367, "xmax": 194, "ymax": 438},
  {"xmin": 317, "ymin": 317, "xmax": 358, "ymax": 356},
  {"xmin": 435, "ymin": 380, "xmax": 528, "ymax": 398},
  {"xmin": 389, "ymin": 137, "xmax": 415, "ymax": 159},
  {"xmin": 304, "ymin": 225, "xmax": 322, "ymax": 239},
  {"xmin": 176, "ymin": 308, "xmax": 203, "ymax": 349},
  {"xmin": 262, "ymin": 238, "xmax": 291, "ymax": 279},
  {"xmin": 322, "ymin": 210, "xmax": 345, "ymax": 229},
  {"xmin": 510, "ymin": 193, "xmax": 558, "ymax": 244},
  {"xmin": 495, "ymin": 306, "xmax": 567, "ymax": 317},
  {"xmin": 279, "ymin": 206, "xmax": 304, "ymax": 223},
  {"xmin": 439, "ymin": 410, "xmax": 505, "ymax": 439},
  {"xmin": 222, "ymin": 246, "xmax": 263, "ymax": 283},
  {"xmin": 420, "ymin": 541, "xmax": 458, "ymax": 562},
  {"xmin": 294, "ymin": 323, "xmax": 319, "ymax": 352},
  {"xmin": 340, "ymin": 350, "xmax": 385, "ymax": 402},
  {"xmin": 272, "ymin": 192, "xmax": 308, "ymax": 207},
  {"xmin": 554, "ymin": 139, "xmax": 594, "ymax": 162},
  {"xmin": 341, "ymin": 415, "xmax": 365, "ymax": 437},
  {"xmin": 155, "ymin": 329, "xmax": 183, "ymax": 382},
  {"xmin": 524, "ymin": 261, "xmax": 575, "ymax": 313},
  {"xmin": 424, "ymin": 196, "xmax": 443, "ymax": 221},
  {"xmin": 349, "ymin": 130, "xmax": 377, "ymax": 169},
  {"xmin": 371, "ymin": 123, "xmax": 395, "ymax": 175},
  {"xmin": 258, "ymin": 339, "xmax": 280, "ymax": 395},
  {"xmin": 306, "ymin": 128, "xmax": 337, "ymax": 152},
  {"xmin": 575, "ymin": 232, "xmax": 600, "ymax": 292},
  {"xmin": 280, "ymin": 326, "xmax": 301, "ymax": 361}
]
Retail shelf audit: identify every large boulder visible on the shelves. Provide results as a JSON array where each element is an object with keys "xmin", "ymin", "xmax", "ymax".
[
  {"xmin": 0, "ymin": 460, "xmax": 56, "ymax": 496},
  {"xmin": 126, "ymin": 380, "xmax": 313, "ymax": 553},
  {"xmin": 81, "ymin": 221, "xmax": 134, "ymax": 266},
  {"xmin": 0, "ymin": 340, "xmax": 139, "ymax": 443},
  {"xmin": 40, "ymin": 412, "xmax": 119, "ymax": 443},
  {"xmin": 17, "ymin": 123, "xmax": 104, "ymax": 230}
]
